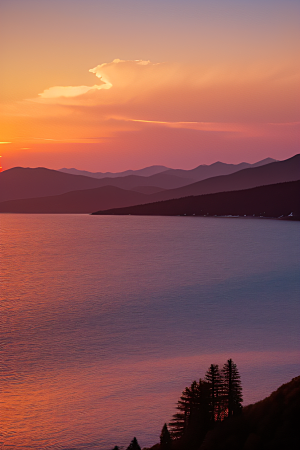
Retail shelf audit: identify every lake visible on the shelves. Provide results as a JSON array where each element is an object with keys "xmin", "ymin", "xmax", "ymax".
[{"xmin": 1, "ymin": 214, "xmax": 299, "ymax": 449}]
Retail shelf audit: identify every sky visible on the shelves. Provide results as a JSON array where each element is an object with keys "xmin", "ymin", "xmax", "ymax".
[{"xmin": 0, "ymin": 0, "xmax": 299, "ymax": 171}]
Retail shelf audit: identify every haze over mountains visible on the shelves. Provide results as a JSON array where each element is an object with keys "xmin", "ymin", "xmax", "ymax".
[
  {"xmin": 0, "ymin": 167, "xmax": 184, "ymax": 203},
  {"xmin": 59, "ymin": 158, "xmax": 275, "ymax": 181},
  {"xmin": 0, "ymin": 157, "xmax": 278, "ymax": 204},
  {"xmin": 59, "ymin": 165, "xmax": 170, "ymax": 178},
  {"xmin": 0, "ymin": 155, "xmax": 299, "ymax": 215}
]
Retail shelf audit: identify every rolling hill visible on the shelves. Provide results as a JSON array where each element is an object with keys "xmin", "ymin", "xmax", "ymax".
[
  {"xmin": 0, "ymin": 185, "xmax": 151, "ymax": 214},
  {"xmin": 0, "ymin": 167, "xmax": 189, "ymax": 203}
]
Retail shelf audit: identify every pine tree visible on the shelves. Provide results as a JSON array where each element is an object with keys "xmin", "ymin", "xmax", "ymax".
[
  {"xmin": 169, "ymin": 379, "xmax": 211, "ymax": 446},
  {"xmin": 126, "ymin": 437, "xmax": 141, "ymax": 450},
  {"xmin": 169, "ymin": 384, "xmax": 194, "ymax": 440},
  {"xmin": 222, "ymin": 359, "xmax": 243, "ymax": 418},
  {"xmin": 205, "ymin": 364, "xmax": 224, "ymax": 423},
  {"xmin": 160, "ymin": 423, "xmax": 172, "ymax": 450}
]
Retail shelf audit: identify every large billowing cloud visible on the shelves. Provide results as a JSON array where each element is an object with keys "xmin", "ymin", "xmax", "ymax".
[
  {"xmin": 32, "ymin": 58, "xmax": 299, "ymax": 124},
  {"xmin": 1, "ymin": 58, "xmax": 299, "ymax": 169}
]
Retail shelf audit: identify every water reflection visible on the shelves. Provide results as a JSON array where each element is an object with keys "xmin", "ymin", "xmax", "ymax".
[{"xmin": 1, "ymin": 215, "xmax": 299, "ymax": 449}]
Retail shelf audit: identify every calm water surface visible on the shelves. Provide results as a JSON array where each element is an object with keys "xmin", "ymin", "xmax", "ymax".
[{"xmin": 1, "ymin": 215, "xmax": 299, "ymax": 449}]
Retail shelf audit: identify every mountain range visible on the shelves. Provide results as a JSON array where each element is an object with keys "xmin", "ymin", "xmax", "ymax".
[
  {"xmin": 59, "ymin": 165, "xmax": 170, "ymax": 178},
  {"xmin": 0, "ymin": 157, "xmax": 277, "ymax": 204},
  {"xmin": 0, "ymin": 155, "xmax": 299, "ymax": 215},
  {"xmin": 59, "ymin": 158, "xmax": 275, "ymax": 180}
]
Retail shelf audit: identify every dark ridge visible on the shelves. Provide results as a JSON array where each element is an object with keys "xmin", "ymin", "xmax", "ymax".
[{"xmin": 91, "ymin": 180, "xmax": 300, "ymax": 220}]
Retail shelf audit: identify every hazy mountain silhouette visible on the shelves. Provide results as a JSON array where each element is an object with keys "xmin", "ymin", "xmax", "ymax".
[
  {"xmin": 59, "ymin": 165, "xmax": 170, "ymax": 178},
  {"xmin": 59, "ymin": 158, "xmax": 276, "ymax": 181},
  {"xmin": 0, "ymin": 155, "xmax": 298, "ymax": 213},
  {"xmin": 0, "ymin": 167, "xmax": 188, "ymax": 203},
  {"xmin": 0, "ymin": 167, "xmax": 110, "ymax": 203},
  {"xmin": 161, "ymin": 157, "xmax": 277, "ymax": 181},
  {"xmin": 0, "ymin": 185, "xmax": 151, "ymax": 214},
  {"xmin": 92, "ymin": 181, "xmax": 300, "ymax": 219},
  {"xmin": 143, "ymin": 154, "xmax": 300, "ymax": 203},
  {"xmin": 129, "ymin": 186, "xmax": 166, "ymax": 194},
  {"xmin": 0, "ymin": 157, "xmax": 280, "ymax": 204}
]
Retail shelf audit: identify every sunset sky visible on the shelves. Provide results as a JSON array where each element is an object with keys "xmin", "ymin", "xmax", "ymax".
[{"xmin": 1, "ymin": 0, "xmax": 299, "ymax": 171}]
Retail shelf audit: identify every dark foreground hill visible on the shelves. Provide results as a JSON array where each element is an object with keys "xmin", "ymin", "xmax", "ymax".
[
  {"xmin": 146, "ymin": 376, "xmax": 300, "ymax": 450},
  {"xmin": 92, "ymin": 180, "xmax": 300, "ymax": 219},
  {"xmin": 198, "ymin": 376, "xmax": 300, "ymax": 450}
]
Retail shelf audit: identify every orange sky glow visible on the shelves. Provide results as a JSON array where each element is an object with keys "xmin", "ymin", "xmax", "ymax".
[{"xmin": 0, "ymin": 0, "xmax": 299, "ymax": 171}]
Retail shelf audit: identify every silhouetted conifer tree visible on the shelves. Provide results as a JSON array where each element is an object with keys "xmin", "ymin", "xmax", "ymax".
[
  {"xmin": 160, "ymin": 423, "xmax": 172, "ymax": 450},
  {"xmin": 126, "ymin": 437, "xmax": 141, "ymax": 450},
  {"xmin": 205, "ymin": 364, "xmax": 224, "ymax": 422},
  {"xmin": 169, "ymin": 379, "xmax": 211, "ymax": 447},
  {"xmin": 169, "ymin": 384, "xmax": 193, "ymax": 439},
  {"xmin": 222, "ymin": 359, "xmax": 243, "ymax": 418}
]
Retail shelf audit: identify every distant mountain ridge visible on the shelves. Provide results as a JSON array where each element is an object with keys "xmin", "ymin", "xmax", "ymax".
[
  {"xmin": 0, "ymin": 167, "xmax": 188, "ymax": 203},
  {"xmin": 59, "ymin": 158, "xmax": 277, "ymax": 181},
  {"xmin": 161, "ymin": 157, "xmax": 277, "ymax": 181},
  {"xmin": 0, "ymin": 157, "xmax": 278, "ymax": 204},
  {"xmin": 59, "ymin": 165, "xmax": 170, "ymax": 178}
]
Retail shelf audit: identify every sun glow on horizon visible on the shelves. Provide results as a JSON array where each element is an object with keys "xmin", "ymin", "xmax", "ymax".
[{"xmin": 0, "ymin": 0, "xmax": 299, "ymax": 170}]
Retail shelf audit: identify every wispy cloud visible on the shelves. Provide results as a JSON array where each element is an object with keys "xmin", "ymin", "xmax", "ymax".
[{"xmin": 39, "ymin": 84, "xmax": 110, "ymax": 99}]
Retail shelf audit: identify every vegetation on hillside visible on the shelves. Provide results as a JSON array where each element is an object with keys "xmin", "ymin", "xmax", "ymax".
[{"xmin": 120, "ymin": 367, "xmax": 300, "ymax": 450}]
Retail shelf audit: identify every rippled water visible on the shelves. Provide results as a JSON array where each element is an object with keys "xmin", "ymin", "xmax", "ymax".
[{"xmin": 1, "ymin": 215, "xmax": 299, "ymax": 449}]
